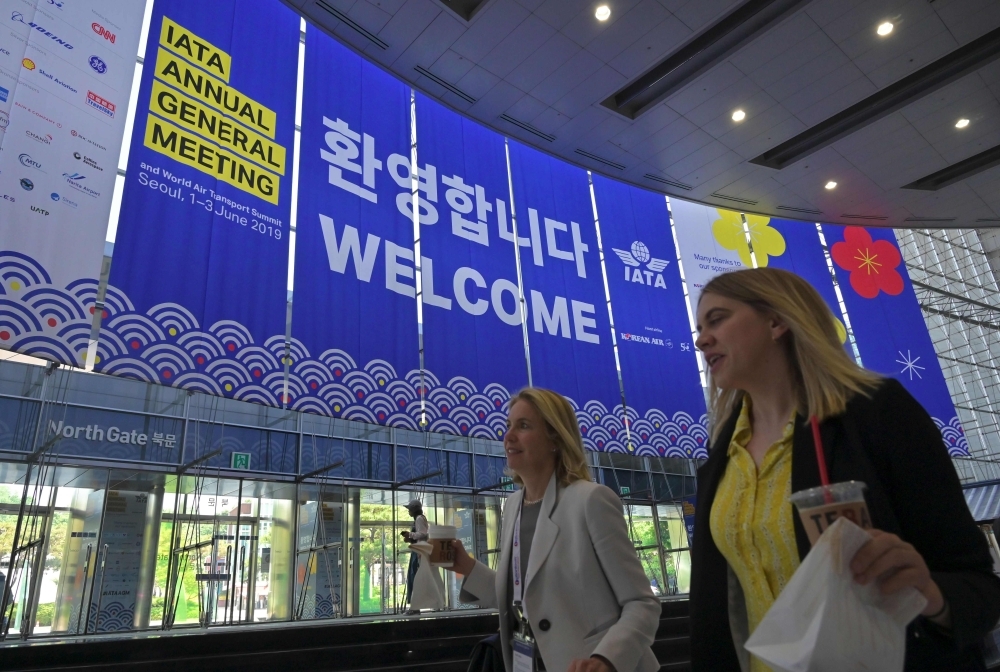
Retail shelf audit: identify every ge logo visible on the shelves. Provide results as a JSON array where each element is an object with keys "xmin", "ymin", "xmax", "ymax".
[{"xmin": 88, "ymin": 56, "xmax": 107, "ymax": 74}]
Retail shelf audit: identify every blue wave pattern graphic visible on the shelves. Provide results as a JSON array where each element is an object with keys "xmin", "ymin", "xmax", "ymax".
[
  {"xmin": 88, "ymin": 601, "xmax": 135, "ymax": 632},
  {"xmin": 935, "ymin": 416, "xmax": 969, "ymax": 457},
  {"xmin": 0, "ymin": 251, "xmax": 100, "ymax": 366},
  {"xmin": 1, "ymin": 251, "xmax": 702, "ymax": 457}
]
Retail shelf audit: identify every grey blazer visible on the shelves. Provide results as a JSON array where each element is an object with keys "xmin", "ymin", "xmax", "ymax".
[{"xmin": 460, "ymin": 473, "xmax": 661, "ymax": 672}]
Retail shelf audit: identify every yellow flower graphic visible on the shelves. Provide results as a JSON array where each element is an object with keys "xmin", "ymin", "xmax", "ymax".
[
  {"xmin": 834, "ymin": 318, "xmax": 847, "ymax": 344},
  {"xmin": 711, "ymin": 209, "xmax": 786, "ymax": 266}
]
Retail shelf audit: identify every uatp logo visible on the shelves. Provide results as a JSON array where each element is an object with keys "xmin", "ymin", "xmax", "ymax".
[
  {"xmin": 612, "ymin": 241, "xmax": 670, "ymax": 289},
  {"xmin": 22, "ymin": 57, "xmax": 35, "ymax": 70}
]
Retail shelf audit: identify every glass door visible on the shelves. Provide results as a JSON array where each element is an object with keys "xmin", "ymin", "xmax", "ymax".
[
  {"xmin": 623, "ymin": 502, "xmax": 666, "ymax": 597},
  {"xmin": 295, "ymin": 483, "xmax": 344, "ymax": 621},
  {"xmin": 656, "ymin": 503, "xmax": 692, "ymax": 595}
]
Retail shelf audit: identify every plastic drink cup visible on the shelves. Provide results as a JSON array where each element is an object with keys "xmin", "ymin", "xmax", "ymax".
[
  {"xmin": 428, "ymin": 525, "xmax": 457, "ymax": 567},
  {"xmin": 789, "ymin": 481, "xmax": 872, "ymax": 546}
]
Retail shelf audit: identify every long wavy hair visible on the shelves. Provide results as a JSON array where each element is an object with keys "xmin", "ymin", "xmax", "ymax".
[
  {"xmin": 506, "ymin": 388, "xmax": 591, "ymax": 487},
  {"xmin": 700, "ymin": 268, "xmax": 881, "ymax": 442}
]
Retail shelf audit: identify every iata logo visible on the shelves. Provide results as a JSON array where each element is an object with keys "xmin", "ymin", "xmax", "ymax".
[
  {"xmin": 92, "ymin": 22, "xmax": 115, "ymax": 44},
  {"xmin": 612, "ymin": 241, "xmax": 670, "ymax": 289},
  {"xmin": 22, "ymin": 58, "xmax": 35, "ymax": 70}
]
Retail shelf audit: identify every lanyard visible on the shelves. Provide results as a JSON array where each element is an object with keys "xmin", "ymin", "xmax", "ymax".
[{"xmin": 512, "ymin": 498, "xmax": 528, "ymax": 621}]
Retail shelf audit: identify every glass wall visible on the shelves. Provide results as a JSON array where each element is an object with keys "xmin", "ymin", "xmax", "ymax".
[{"xmin": 0, "ymin": 358, "xmax": 697, "ymax": 640}]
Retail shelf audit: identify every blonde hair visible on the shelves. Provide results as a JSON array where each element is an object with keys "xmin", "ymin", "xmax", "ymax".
[
  {"xmin": 700, "ymin": 268, "xmax": 881, "ymax": 441},
  {"xmin": 507, "ymin": 388, "xmax": 591, "ymax": 487}
]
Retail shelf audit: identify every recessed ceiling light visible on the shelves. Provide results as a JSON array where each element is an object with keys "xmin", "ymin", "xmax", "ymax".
[
  {"xmin": 595, "ymin": 5, "xmax": 611, "ymax": 21},
  {"xmin": 732, "ymin": 109, "xmax": 746, "ymax": 122},
  {"xmin": 956, "ymin": 118, "xmax": 970, "ymax": 129},
  {"xmin": 877, "ymin": 22, "xmax": 893, "ymax": 36},
  {"xmin": 825, "ymin": 181, "xmax": 837, "ymax": 190}
]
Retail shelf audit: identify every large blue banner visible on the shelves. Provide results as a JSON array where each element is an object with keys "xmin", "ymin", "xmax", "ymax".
[
  {"xmin": 766, "ymin": 219, "xmax": 851, "ymax": 348},
  {"xmin": 823, "ymin": 225, "xmax": 968, "ymax": 456},
  {"xmin": 507, "ymin": 141, "xmax": 622, "ymax": 452},
  {"xmin": 99, "ymin": 0, "xmax": 299, "ymax": 406},
  {"xmin": 414, "ymin": 93, "xmax": 527, "ymax": 439},
  {"xmin": 592, "ymin": 177, "xmax": 706, "ymax": 458},
  {"xmin": 289, "ymin": 27, "xmax": 419, "ymax": 427}
]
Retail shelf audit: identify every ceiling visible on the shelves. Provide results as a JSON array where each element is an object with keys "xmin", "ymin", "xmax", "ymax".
[{"xmin": 280, "ymin": 0, "xmax": 1000, "ymax": 229}]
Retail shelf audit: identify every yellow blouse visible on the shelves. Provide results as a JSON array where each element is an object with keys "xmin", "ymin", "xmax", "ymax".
[{"xmin": 710, "ymin": 399, "xmax": 800, "ymax": 672}]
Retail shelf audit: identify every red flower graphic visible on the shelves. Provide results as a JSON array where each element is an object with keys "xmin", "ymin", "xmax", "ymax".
[{"xmin": 831, "ymin": 226, "xmax": 904, "ymax": 299}]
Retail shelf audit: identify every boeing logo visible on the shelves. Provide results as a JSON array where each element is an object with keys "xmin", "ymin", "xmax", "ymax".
[
  {"xmin": 612, "ymin": 241, "xmax": 670, "ymax": 289},
  {"xmin": 10, "ymin": 12, "xmax": 74, "ymax": 50}
]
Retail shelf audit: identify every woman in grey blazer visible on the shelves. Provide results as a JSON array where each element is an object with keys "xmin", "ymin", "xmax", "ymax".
[{"xmin": 448, "ymin": 388, "xmax": 661, "ymax": 672}]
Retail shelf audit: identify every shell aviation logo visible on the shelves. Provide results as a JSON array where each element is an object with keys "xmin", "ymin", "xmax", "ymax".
[
  {"xmin": 711, "ymin": 210, "xmax": 786, "ymax": 266},
  {"xmin": 831, "ymin": 226, "xmax": 904, "ymax": 299},
  {"xmin": 611, "ymin": 241, "xmax": 670, "ymax": 288},
  {"xmin": 22, "ymin": 57, "xmax": 35, "ymax": 70}
]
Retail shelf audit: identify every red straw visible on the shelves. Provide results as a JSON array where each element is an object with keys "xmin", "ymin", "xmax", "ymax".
[{"xmin": 810, "ymin": 415, "xmax": 831, "ymax": 487}]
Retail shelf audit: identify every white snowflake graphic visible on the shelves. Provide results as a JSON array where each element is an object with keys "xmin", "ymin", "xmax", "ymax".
[{"xmin": 896, "ymin": 350, "xmax": 925, "ymax": 380}]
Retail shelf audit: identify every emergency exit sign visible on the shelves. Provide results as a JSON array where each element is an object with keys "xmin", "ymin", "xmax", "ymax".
[{"xmin": 231, "ymin": 452, "xmax": 251, "ymax": 470}]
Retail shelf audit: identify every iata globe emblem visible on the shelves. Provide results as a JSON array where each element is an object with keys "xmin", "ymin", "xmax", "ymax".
[{"xmin": 612, "ymin": 241, "xmax": 670, "ymax": 289}]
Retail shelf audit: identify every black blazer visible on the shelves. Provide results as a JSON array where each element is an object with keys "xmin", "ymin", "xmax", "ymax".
[{"xmin": 689, "ymin": 379, "xmax": 1000, "ymax": 671}]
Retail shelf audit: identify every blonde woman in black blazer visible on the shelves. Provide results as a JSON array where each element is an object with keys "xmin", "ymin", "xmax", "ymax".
[
  {"xmin": 446, "ymin": 388, "xmax": 661, "ymax": 672},
  {"xmin": 689, "ymin": 268, "xmax": 1000, "ymax": 671}
]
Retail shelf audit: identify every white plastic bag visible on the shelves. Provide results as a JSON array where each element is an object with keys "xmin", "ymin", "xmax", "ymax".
[
  {"xmin": 745, "ymin": 518, "xmax": 927, "ymax": 672},
  {"xmin": 407, "ymin": 542, "xmax": 446, "ymax": 610}
]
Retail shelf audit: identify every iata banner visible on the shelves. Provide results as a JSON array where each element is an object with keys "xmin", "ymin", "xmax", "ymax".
[
  {"xmin": 765, "ymin": 219, "xmax": 852, "ymax": 350},
  {"xmin": 507, "ymin": 141, "xmax": 622, "ymax": 452},
  {"xmin": 289, "ymin": 27, "xmax": 419, "ymax": 426},
  {"xmin": 822, "ymin": 225, "xmax": 968, "ymax": 456},
  {"xmin": 98, "ymin": 0, "xmax": 299, "ymax": 405},
  {"xmin": 414, "ymin": 93, "xmax": 527, "ymax": 439},
  {"xmin": 0, "ymin": 0, "xmax": 144, "ymax": 365},
  {"xmin": 592, "ymin": 176, "xmax": 707, "ymax": 458}
]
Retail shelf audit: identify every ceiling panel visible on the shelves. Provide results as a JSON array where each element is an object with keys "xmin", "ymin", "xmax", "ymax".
[
  {"xmin": 478, "ymin": 15, "xmax": 555, "ymax": 78},
  {"xmin": 291, "ymin": 0, "xmax": 1000, "ymax": 227}
]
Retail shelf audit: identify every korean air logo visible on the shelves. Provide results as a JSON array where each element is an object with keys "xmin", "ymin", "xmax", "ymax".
[
  {"xmin": 88, "ymin": 56, "xmax": 107, "ymax": 74},
  {"xmin": 612, "ymin": 241, "xmax": 670, "ymax": 289}
]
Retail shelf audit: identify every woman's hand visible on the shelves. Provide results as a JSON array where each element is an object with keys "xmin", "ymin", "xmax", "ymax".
[
  {"xmin": 850, "ymin": 529, "xmax": 945, "ymax": 617},
  {"xmin": 566, "ymin": 657, "xmax": 614, "ymax": 672},
  {"xmin": 447, "ymin": 539, "xmax": 476, "ymax": 575}
]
